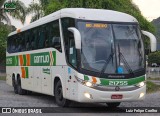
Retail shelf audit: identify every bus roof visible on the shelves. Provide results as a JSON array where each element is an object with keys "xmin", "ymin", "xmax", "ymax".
[{"xmin": 8, "ymin": 8, "xmax": 138, "ymax": 36}]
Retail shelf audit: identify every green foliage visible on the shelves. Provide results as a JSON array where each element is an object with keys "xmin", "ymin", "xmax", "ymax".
[
  {"xmin": 148, "ymin": 51, "xmax": 160, "ymax": 64},
  {"xmin": 0, "ymin": 76, "xmax": 6, "ymax": 81},
  {"xmin": 26, "ymin": 0, "xmax": 50, "ymax": 22},
  {"xmin": 0, "ymin": 0, "xmax": 26, "ymax": 25},
  {"xmin": 45, "ymin": 0, "xmax": 155, "ymax": 34},
  {"xmin": 26, "ymin": 3, "xmax": 44, "ymax": 22},
  {"xmin": 152, "ymin": 17, "xmax": 160, "ymax": 41},
  {"xmin": 146, "ymin": 81, "xmax": 160, "ymax": 93},
  {"xmin": 8, "ymin": 0, "xmax": 27, "ymax": 24},
  {"xmin": 0, "ymin": 23, "xmax": 9, "ymax": 64}
]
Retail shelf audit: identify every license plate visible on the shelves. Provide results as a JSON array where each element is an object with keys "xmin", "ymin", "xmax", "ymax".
[{"xmin": 111, "ymin": 94, "xmax": 123, "ymax": 99}]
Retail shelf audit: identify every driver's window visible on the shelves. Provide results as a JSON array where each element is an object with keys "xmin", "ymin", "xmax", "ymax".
[{"xmin": 68, "ymin": 36, "xmax": 77, "ymax": 68}]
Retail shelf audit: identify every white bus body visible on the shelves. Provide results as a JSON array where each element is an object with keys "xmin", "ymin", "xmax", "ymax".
[{"xmin": 6, "ymin": 8, "xmax": 156, "ymax": 107}]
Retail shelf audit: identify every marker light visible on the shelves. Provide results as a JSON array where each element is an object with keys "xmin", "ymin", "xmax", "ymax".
[
  {"xmin": 84, "ymin": 92, "xmax": 92, "ymax": 99},
  {"xmin": 85, "ymin": 82, "xmax": 93, "ymax": 87},
  {"xmin": 137, "ymin": 81, "xmax": 145, "ymax": 88},
  {"xmin": 139, "ymin": 92, "xmax": 145, "ymax": 98}
]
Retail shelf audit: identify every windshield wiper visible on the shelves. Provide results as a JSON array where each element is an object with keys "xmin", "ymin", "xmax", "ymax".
[
  {"xmin": 99, "ymin": 43, "xmax": 114, "ymax": 78},
  {"xmin": 118, "ymin": 43, "xmax": 134, "ymax": 75}
]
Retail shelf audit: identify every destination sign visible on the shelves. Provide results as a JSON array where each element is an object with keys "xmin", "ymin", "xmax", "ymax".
[{"xmin": 86, "ymin": 23, "xmax": 108, "ymax": 28}]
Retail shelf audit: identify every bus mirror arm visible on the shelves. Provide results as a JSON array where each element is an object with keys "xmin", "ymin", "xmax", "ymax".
[
  {"xmin": 68, "ymin": 27, "xmax": 81, "ymax": 49},
  {"xmin": 141, "ymin": 30, "xmax": 157, "ymax": 52}
]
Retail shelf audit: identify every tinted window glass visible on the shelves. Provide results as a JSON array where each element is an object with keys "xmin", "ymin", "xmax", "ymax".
[
  {"xmin": 8, "ymin": 20, "xmax": 61, "ymax": 53},
  {"xmin": 38, "ymin": 26, "xmax": 45, "ymax": 49},
  {"xmin": 61, "ymin": 18, "xmax": 76, "ymax": 67},
  {"xmin": 49, "ymin": 20, "xmax": 61, "ymax": 52},
  {"xmin": 61, "ymin": 18, "xmax": 75, "ymax": 55},
  {"xmin": 7, "ymin": 37, "xmax": 12, "ymax": 53}
]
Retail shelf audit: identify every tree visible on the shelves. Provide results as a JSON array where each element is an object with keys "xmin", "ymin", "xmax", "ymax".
[
  {"xmin": 0, "ymin": 22, "xmax": 9, "ymax": 64},
  {"xmin": 148, "ymin": 51, "xmax": 160, "ymax": 65},
  {"xmin": 0, "ymin": 0, "xmax": 26, "ymax": 25},
  {"xmin": 0, "ymin": 0, "xmax": 11, "ymax": 25},
  {"xmin": 26, "ymin": 0, "xmax": 49, "ymax": 22}
]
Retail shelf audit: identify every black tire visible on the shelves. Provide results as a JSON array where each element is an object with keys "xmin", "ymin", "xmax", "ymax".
[
  {"xmin": 12, "ymin": 76, "xmax": 18, "ymax": 94},
  {"xmin": 54, "ymin": 80, "xmax": 70, "ymax": 107},
  {"xmin": 106, "ymin": 102, "xmax": 121, "ymax": 107},
  {"xmin": 26, "ymin": 90, "xmax": 32, "ymax": 95},
  {"xmin": 17, "ymin": 77, "xmax": 27, "ymax": 95}
]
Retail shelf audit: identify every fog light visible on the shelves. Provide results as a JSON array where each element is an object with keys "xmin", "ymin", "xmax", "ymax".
[
  {"xmin": 139, "ymin": 92, "xmax": 145, "ymax": 98},
  {"xmin": 84, "ymin": 92, "xmax": 92, "ymax": 99},
  {"xmin": 85, "ymin": 82, "xmax": 92, "ymax": 87}
]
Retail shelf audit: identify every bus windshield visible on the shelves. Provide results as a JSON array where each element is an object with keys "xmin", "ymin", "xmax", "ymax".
[{"xmin": 77, "ymin": 20, "xmax": 145, "ymax": 75}]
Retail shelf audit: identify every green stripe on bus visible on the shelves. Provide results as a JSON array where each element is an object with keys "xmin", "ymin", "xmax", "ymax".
[
  {"xmin": 6, "ymin": 51, "xmax": 56, "ymax": 66},
  {"xmin": 25, "ymin": 67, "xmax": 29, "ymax": 78},
  {"xmin": 15, "ymin": 56, "xmax": 18, "ymax": 66},
  {"xmin": 53, "ymin": 51, "xmax": 56, "ymax": 66},
  {"xmin": 23, "ymin": 55, "xmax": 26, "ymax": 66},
  {"xmin": 100, "ymin": 76, "xmax": 145, "ymax": 86},
  {"xmin": 6, "ymin": 56, "xmax": 17, "ymax": 66},
  {"xmin": 84, "ymin": 75, "xmax": 89, "ymax": 80}
]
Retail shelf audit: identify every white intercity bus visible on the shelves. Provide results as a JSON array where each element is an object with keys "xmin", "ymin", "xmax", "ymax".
[{"xmin": 6, "ymin": 8, "xmax": 157, "ymax": 107}]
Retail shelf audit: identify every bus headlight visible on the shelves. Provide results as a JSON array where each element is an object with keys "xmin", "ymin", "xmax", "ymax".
[
  {"xmin": 137, "ymin": 81, "xmax": 145, "ymax": 88},
  {"xmin": 75, "ymin": 76, "xmax": 96, "ymax": 87}
]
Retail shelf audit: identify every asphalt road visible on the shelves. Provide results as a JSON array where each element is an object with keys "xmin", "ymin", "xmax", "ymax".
[{"xmin": 0, "ymin": 80, "xmax": 160, "ymax": 115}]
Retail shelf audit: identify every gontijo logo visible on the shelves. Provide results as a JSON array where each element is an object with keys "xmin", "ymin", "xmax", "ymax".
[{"xmin": 34, "ymin": 55, "xmax": 50, "ymax": 64}]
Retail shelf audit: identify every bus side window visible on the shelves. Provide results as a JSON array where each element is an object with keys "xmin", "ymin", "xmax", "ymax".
[
  {"xmin": 21, "ymin": 33, "xmax": 25, "ymax": 52},
  {"xmin": 30, "ymin": 29, "xmax": 35, "ymax": 50},
  {"xmin": 44, "ymin": 25, "xmax": 49, "ymax": 48},
  {"xmin": 38, "ymin": 26, "xmax": 45, "ymax": 49},
  {"xmin": 68, "ymin": 35, "xmax": 77, "ymax": 68},
  {"xmin": 7, "ymin": 37, "xmax": 11, "ymax": 53},
  {"xmin": 16, "ymin": 34, "xmax": 22, "ymax": 52},
  {"xmin": 61, "ymin": 18, "xmax": 75, "ymax": 63},
  {"xmin": 11, "ymin": 36, "xmax": 16, "ymax": 53},
  {"xmin": 24, "ymin": 31, "xmax": 31, "ymax": 51},
  {"xmin": 50, "ymin": 20, "xmax": 62, "ymax": 52},
  {"xmin": 34, "ymin": 28, "xmax": 39, "ymax": 50}
]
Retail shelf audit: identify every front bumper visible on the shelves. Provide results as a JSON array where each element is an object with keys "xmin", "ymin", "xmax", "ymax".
[{"xmin": 76, "ymin": 83, "xmax": 146, "ymax": 103}]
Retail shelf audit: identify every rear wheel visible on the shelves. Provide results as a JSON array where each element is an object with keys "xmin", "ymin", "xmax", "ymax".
[
  {"xmin": 106, "ymin": 102, "xmax": 121, "ymax": 107},
  {"xmin": 54, "ymin": 80, "xmax": 70, "ymax": 107},
  {"xmin": 12, "ymin": 76, "xmax": 18, "ymax": 94},
  {"xmin": 17, "ymin": 77, "xmax": 27, "ymax": 95}
]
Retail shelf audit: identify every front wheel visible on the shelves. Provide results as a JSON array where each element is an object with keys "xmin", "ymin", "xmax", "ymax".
[
  {"xmin": 54, "ymin": 80, "xmax": 70, "ymax": 107},
  {"xmin": 106, "ymin": 102, "xmax": 121, "ymax": 107}
]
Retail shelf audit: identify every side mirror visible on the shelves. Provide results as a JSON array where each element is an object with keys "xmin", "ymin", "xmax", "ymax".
[
  {"xmin": 68, "ymin": 27, "xmax": 81, "ymax": 49},
  {"xmin": 142, "ymin": 30, "xmax": 157, "ymax": 52}
]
